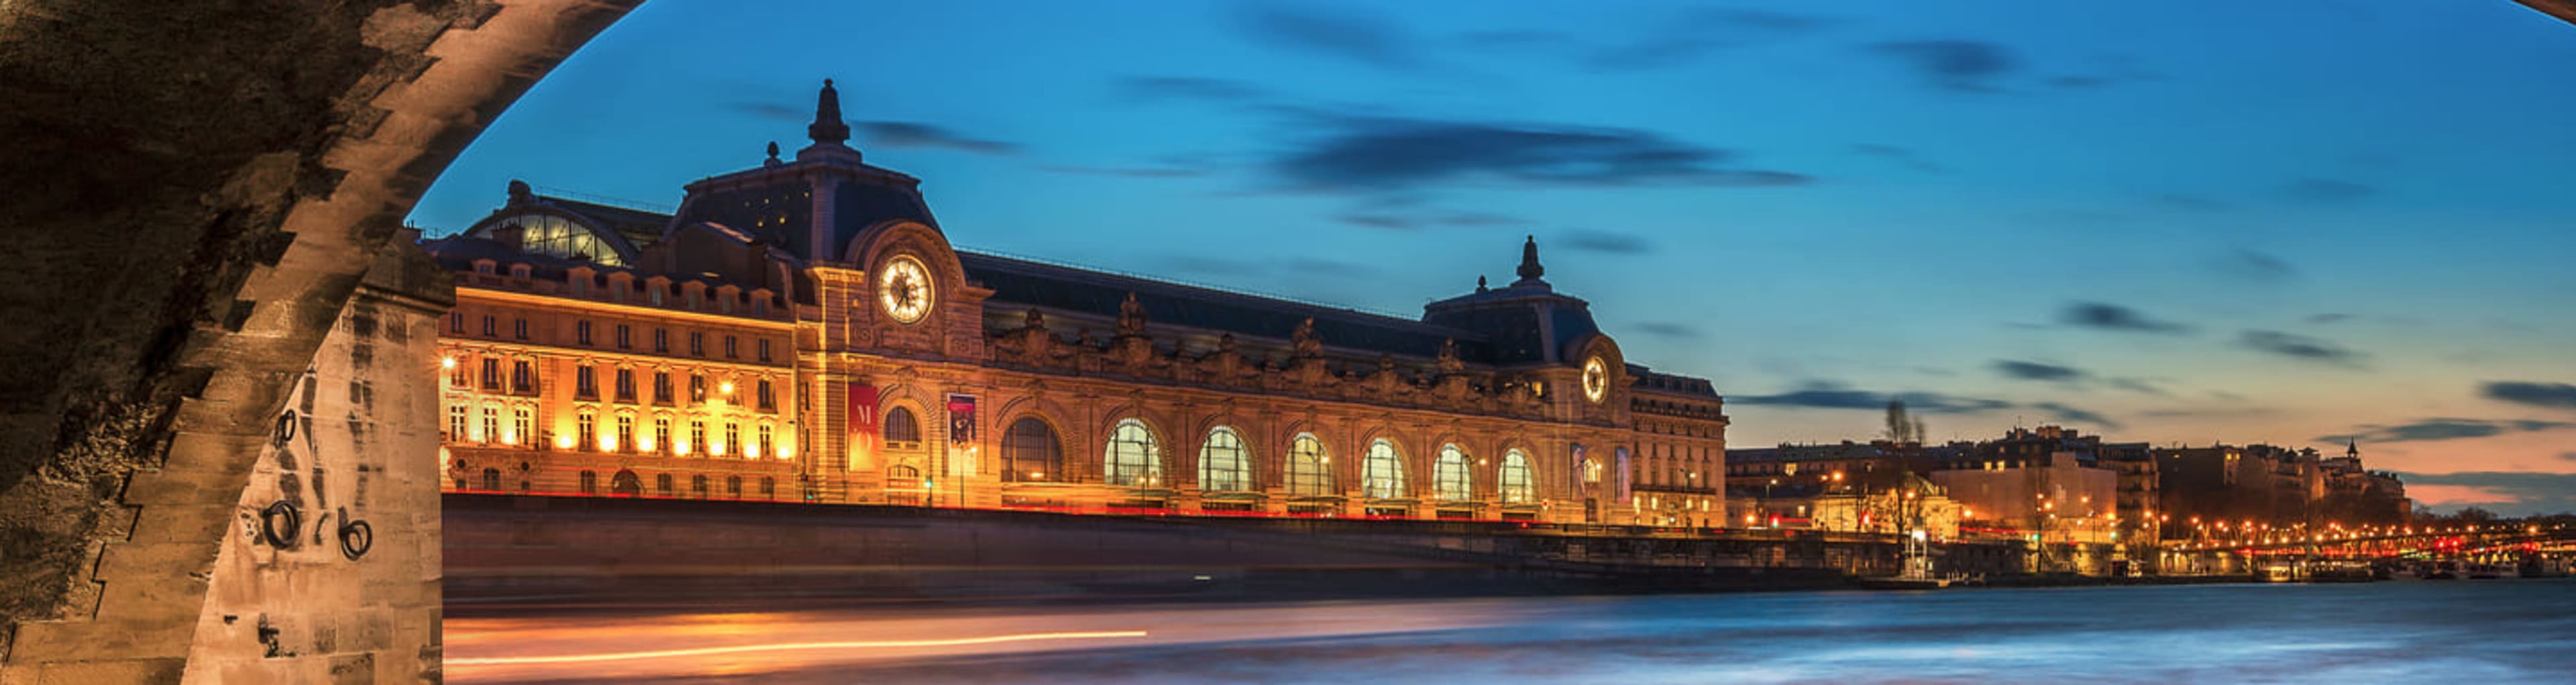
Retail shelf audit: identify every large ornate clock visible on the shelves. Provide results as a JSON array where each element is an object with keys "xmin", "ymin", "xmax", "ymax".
[
  {"xmin": 878, "ymin": 254, "xmax": 933, "ymax": 324},
  {"xmin": 1580, "ymin": 356, "xmax": 1609, "ymax": 404}
]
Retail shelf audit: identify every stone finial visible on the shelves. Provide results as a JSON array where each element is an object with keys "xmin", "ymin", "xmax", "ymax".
[
  {"xmin": 1116, "ymin": 291, "xmax": 1148, "ymax": 336},
  {"xmin": 1515, "ymin": 235, "xmax": 1544, "ymax": 282},
  {"xmin": 506, "ymin": 178, "xmax": 533, "ymax": 205},
  {"xmin": 808, "ymin": 78, "xmax": 851, "ymax": 145},
  {"xmin": 1476, "ymin": 275, "xmax": 1489, "ymax": 293},
  {"xmin": 766, "ymin": 141, "xmax": 781, "ymax": 159}
]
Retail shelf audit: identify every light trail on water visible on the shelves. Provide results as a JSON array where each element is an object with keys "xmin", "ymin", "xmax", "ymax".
[{"xmin": 447, "ymin": 630, "xmax": 1152, "ymax": 666}]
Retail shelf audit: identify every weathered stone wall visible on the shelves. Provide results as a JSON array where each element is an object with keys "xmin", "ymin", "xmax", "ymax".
[
  {"xmin": 176, "ymin": 250, "xmax": 450, "ymax": 683},
  {"xmin": 0, "ymin": 1, "xmax": 639, "ymax": 682}
]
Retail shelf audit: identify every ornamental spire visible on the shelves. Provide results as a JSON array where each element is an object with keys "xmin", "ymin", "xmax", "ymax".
[
  {"xmin": 1514, "ymin": 234, "xmax": 1545, "ymax": 283},
  {"xmin": 808, "ymin": 78, "xmax": 851, "ymax": 145}
]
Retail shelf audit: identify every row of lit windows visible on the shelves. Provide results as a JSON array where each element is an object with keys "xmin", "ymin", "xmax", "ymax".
[
  {"xmin": 445, "ymin": 403, "xmax": 789, "ymax": 460},
  {"xmin": 978, "ymin": 416, "xmax": 1540, "ymax": 503},
  {"xmin": 445, "ymin": 309, "xmax": 777, "ymax": 363},
  {"xmin": 458, "ymin": 468, "xmax": 780, "ymax": 501},
  {"xmin": 444, "ymin": 352, "xmax": 780, "ymax": 412}
]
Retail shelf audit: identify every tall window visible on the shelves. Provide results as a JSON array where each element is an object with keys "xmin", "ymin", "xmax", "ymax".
[
  {"xmin": 692, "ymin": 474, "xmax": 708, "ymax": 498},
  {"xmin": 1198, "ymin": 427, "xmax": 1250, "ymax": 492},
  {"xmin": 689, "ymin": 331, "xmax": 704, "ymax": 356},
  {"xmin": 480, "ymin": 468, "xmax": 501, "ymax": 491},
  {"xmin": 756, "ymin": 380, "xmax": 775, "ymax": 411},
  {"xmin": 760, "ymin": 476, "xmax": 775, "ymax": 499},
  {"xmin": 513, "ymin": 317, "xmax": 527, "ymax": 339},
  {"xmin": 1364, "ymin": 439, "xmax": 1405, "ymax": 499},
  {"xmin": 615, "ymin": 324, "xmax": 631, "ymax": 349},
  {"xmin": 653, "ymin": 372, "xmax": 672, "ymax": 404},
  {"xmin": 689, "ymin": 374, "xmax": 706, "ymax": 403},
  {"xmin": 615, "ymin": 368, "xmax": 635, "ymax": 402},
  {"xmin": 757, "ymin": 423, "xmax": 773, "ymax": 459},
  {"xmin": 656, "ymin": 473, "xmax": 672, "ymax": 495},
  {"xmin": 576, "ymin": 413, "xmax": 595, "ymax": 450},
  {"xmin": 578, "ymin": 470, "xmax": 598, "ymax": 494},
  {"xmin": 480, "ymin": 359, "xmax": 500, "ymax": 390},
  {"xmin": 509, "ymin": 407, "xmax": 531, "ymax": 446},
  {"xmin": 575, "ymin": 366, "xmax": 597, "ymax": 398},
  {"xmin": 688, "ymin": 421, "xmax": 706, "ymax": 456},
  {"xmin": 653, "ymin": 328, "xmax": 668, "ymax": 353},
  {"xmin": 1501, "ymin": 449, "xmax": 1534, "ymax": 504},
  {"xmin": 652, "ymin": 417, "xmax": 671, "ymax": 454},
  {"xmin": 511, "ymin": 360, "xmax": 533, "ymax": 392},
  {"xmin": 724, "ymin": 335, "xmax": 738, "ymax": 358},
  {"xmin": 480, "ymin": 315, "xmax": 495, "ymax": 337},
  {"xmin": 1001, "ymin": 417, "xmax": 1061, "ymax": 482},
  {"xmin": 1583, "ymin": 458, "xmax": 1603, "ymax": 485},
  {"xmin": 757, "ymin": 339, "xmax": 771, "ymax": 362},
  {"xmin": 614, "ymin": 415, "xmax": 634, "ymax": 452},
  {"xmin": 479, "ymin": 406, "xmax": 497, "ymax": 443},
  {"xmin": 449, "ymin": 356, "xmax": 468, "ymax": 386},
  {"xmin": 1287, "ymin": 433, "xmax": 1332, "ymax": 496},
  {"xmin": 1434, "ymin": 444, "xmax": 1471, "ymax": 502},
  {"xmin": 449, "ymin": 312, "xmax": 464, "ymax": 333},
  {"xmin": 722, "ymin": 421, "xmax": 741, "ymax": 457},
  {"xmin": 884, "ymin": 407, "xmax": 922, "ymax": 446},
  {"xmin": 446, "ymin": 405, "xmax": 466, "ymax": 440},
  {"xmin": 576, "ymin": 320, "xmax": 593, "ymax": 346},
  {"xmin": 727, "ymin": 476, "xmax": 743, "ymax": 498},
  {"xmin": 1105, "ymin": 419, "xmax": 1163, "ymax": 487}
]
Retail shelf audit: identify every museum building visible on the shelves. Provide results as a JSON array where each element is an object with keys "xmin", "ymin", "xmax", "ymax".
[{"xmin": 427, "ymin": 81, "xmax": 1729, "ymax": 525}]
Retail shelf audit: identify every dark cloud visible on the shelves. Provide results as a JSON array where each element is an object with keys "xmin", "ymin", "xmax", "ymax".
[
  {"xmin": 2212, "ymin": 249, "xmax": 2299, "ymax": 283},
  {"xmin": 1635, "ymin": 322, "xmax": 1703, "ymax": 340},
  {"xmin": 1039, "ymin": 164, "xmax": 1210, "ymax": 179},
  {"xmin": 1865, "ymin": 40, "xmax": 2019, "ymax": 93},
  {"xmin": 1737, "ymin": 381, "xmax": 2010, "ymax": 414},
  {"xmin": 2389, "ymin": 472, "xmax": 2576, "ymax": 516},
  {"xmin": 2031, "ymin": 401, "xmax": 2122, "ymax": 430},
  {"xmin": 729, "ymin": 101, "xmax": 805, "ymax": 122},
  {"xmin": 2316, "ymin": 418, "xmax": 2571, "ymax": 444},
  {"xmin": 2047, "ymin": 56, "xmax": 2166, "ymax": 90},
  {"xmin": 1851, "ymin": 144, "xmax": 1948, "ymax": 173},
  {"xmin": 1585, "ymin": 10, "xmax": 1840, "ymax": 70},
  {"xmin": 2560, "ymin": 452, "xmax": 2576, "ymax": 463},
  {"xmin": 2107, "ymin": 377, "xmax": 2168, "ymax": 396},
  {"xmin": 2240, "ymin": 329, "xmax": 2366, "ymax": 367},
  {"xmin": 855, "ymin": 121, "xmax": 1018, "ymax": 155},
  {"xmin": 1562, "ymin": 229, "xmax": 1652, "ymax": 254},
  {"xmin": 1114, "ymin": 76, "xmax": 1267, "ymax": 104},
  {"xmin": 1231, "ymin": 3, "xmax": 1418, "ymax": 70},
  {"xmin": 1993, "ymin": 360, "xmax": 2085, "ymax": 382},
  {"xmin": 2307, "ymin": 313, "xmax": 2355, "ymax": 325},
  {"xmin": 2059, "ymin": 302, "xmax": 2192, "ymax": 335},
  {"xmin": 2282, "ymin": 178, "xmax": 2378, "ymax": 203},
  {"xmin": 2481, "ymin": 381, "xmax": 2576, "ymax": 410},
  {"xmin": 1332, "ymin": 209, "xmax": 1530, "ymax": 231},
  {"xmin": 1271, "ymin": 115, "xmax": 1810, "ymax": 192}
]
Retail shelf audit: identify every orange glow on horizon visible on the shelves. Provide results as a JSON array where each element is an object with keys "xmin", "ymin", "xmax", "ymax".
[{"xmin": 445, "ymin": 630, "xmax": 1151, "ymax": 667}]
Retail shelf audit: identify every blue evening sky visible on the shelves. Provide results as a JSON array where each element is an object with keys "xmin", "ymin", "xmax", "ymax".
[{"xmin": 408, "ymin": 1, "xmax": 2576, "ymax": 514}]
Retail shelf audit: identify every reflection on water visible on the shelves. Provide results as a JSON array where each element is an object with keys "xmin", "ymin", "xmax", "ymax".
[{"xmin": 450, "ymin": 580, "xmax": 2576, "ymax": 684}]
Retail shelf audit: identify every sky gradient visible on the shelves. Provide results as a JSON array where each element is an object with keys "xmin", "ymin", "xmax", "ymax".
[{"xmin": 408, "ymin": 1, "xmax": 2576, "ymax": 514}]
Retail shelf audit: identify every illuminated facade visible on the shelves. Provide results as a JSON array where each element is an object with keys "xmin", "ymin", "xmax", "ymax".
[{"xmin": 426, "ymin": 81, "xmax": 1727, "ymax": 524}]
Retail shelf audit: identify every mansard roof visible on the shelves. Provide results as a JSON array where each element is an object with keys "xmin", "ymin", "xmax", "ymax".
[{"xmin": 956, "ymin": 251, "xmax": 1499, "ymax": 364}]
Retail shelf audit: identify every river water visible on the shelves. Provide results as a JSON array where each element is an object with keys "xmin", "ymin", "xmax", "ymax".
[{"xmin": 450, "ymin": 580, "xmax": 2576, "ymax": 684}]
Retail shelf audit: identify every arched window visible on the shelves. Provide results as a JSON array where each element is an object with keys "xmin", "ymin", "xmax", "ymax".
[
  {"xmin": 1434, "ymin": 444, "xmax": 1471, "ymax": 501},
  {"xmin": 1106, "ymin": 419, "xmax": 1163, "ymax": 487},
  {"xmin": 726, "ymin": 476, "xmax": 743, "ymax": 498},
  {"xmin": 1364, "ymin": 439, "xmax": 1405, "ymax": 499},
  {"xmin": 884, "ymin": 406, "xmax": 922, "ymax": 445},
  {"xmin": 1199, "ymin": 427, "xmax": 1250, "ymax": 492},
  {"xmin": 1501, "ymin": 449, "xmax": 1534, "ymax": 504},
  {"xmin": 1001, "ymin": 417, "xmax": 1062, "ymax": 482},
  {"xmin": 691, "ymin": 474, "xmax": 708, "ymax": 498},
  {"xmin": 476, "ymin": 213, "xmax": 631, "ymax": 266},
  {"xmin": 1287, "ymin": 433, "xmax": 1332, "ymax": 496},
  {"xmin": 610, "ymin": 470, "xmax": 642, "ymax": 496},
  {"xmin": 1583, "ymin": 458, "xmax": 1603, "ymax": 485}
]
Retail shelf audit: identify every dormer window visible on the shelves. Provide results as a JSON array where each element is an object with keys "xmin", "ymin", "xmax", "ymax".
[
  {"xmin": 474, "ymin": 261, "xmax": 496, "ymax": 275},
  {"xmin": 508, "ymin": 264, "xmax": 532, "ymax": 279}
]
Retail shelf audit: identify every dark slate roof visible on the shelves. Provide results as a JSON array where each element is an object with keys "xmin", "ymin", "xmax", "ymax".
[
  {"xmin": 957, "ymin": 251, "xmax": 1498, "ymax": 363},
  {"xmin": 419, "ymin": 235, "xmax": 765, "ymax": 295}
]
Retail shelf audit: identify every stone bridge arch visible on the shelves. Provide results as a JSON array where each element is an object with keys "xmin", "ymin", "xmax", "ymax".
[{"xmin": 2, "ymin": 1, "xmax": 645, "ymax": 681}]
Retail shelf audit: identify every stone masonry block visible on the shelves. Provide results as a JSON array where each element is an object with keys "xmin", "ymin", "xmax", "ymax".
[
  {"xmin": 34, "ymin": 658, "xmax": 186, "ymax": 685},
  {"xmin": 5, "ymin": 619, "xmax": 193, "ymax": 664},
  {"xmin": 123, "ymin": 506, "xmax": 235, "ymax": 546}
]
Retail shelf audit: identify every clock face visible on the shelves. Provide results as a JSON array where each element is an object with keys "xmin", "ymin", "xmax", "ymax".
[
  {"xmin": 878, "ymin": 255, "xmax": 933, "ymax": 324},
  {"xmin": 1581, "ymin": 356, "xmax": 1609, "ymax": 404}
]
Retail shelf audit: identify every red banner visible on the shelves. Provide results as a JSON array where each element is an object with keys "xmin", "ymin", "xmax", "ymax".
[
  {"xmin": 946, "ymin": 394, "xmax": 977, "ymax": 443},
  {"xmin": 849, "ymin": 383, "xmax": 878, "ymax": 437}
]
